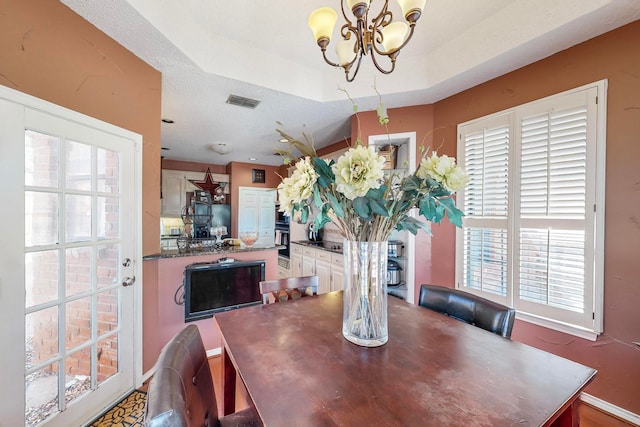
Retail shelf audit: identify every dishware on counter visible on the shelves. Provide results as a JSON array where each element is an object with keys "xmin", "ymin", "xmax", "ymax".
[{"xmin": 238, "ymin": 231, "xmax": 258, "ymax": 247}]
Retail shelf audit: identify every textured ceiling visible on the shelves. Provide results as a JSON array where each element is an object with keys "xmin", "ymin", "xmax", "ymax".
[{"xmin": 61, "ymin": 0, "xmax": 640, "ymax": 166}]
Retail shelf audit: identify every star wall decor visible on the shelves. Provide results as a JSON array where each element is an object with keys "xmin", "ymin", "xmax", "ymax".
[{"xmin": 189, "ymin": 168, "xmax": 220, "ymax": 196}]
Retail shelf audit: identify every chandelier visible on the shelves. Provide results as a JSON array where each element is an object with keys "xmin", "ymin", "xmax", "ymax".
[{"xmin": 308, "ymin": 0, "xmax": 426, "ymax": 82}]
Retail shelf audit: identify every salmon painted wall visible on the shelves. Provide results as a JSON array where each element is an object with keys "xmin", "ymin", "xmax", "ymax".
[
  {"xmin": 0, "ymin": 0, "xmax": 162, "ymax": 256},
  {"xmin": 354, "ymin": 104, "xmax": 440, "ymax": 302},
  {"xmin": 431, "ymin": 21, "xmax": 640, "ymax": 413},
  {"xmin": 227, "ymin": 162, "xmax": 283, "ymax": 236},
  {"xmin": 162, "ymin": 158, "xmax": 227, "ymax": 174},
  {"xmin": 143, "ymin": 250, "xmax": 279, "ymax": 372}
]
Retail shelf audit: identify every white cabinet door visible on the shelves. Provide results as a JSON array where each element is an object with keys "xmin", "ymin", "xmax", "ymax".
[
  {"xmin": 315, "ymin": 259, "xmax": 332, "ymax": 294},
  {"xmin": 331, "ymin": 253, "xmax": 344, "ymax": 291},
  {"xmin": 161, "ymin": 170, "xmax": 186, "ymax": 216},
  {"xmin": 302, "ymin": 256, "xmax": 315, "ymax": 276},
  {"xmin": 331, "ymin": 267, "xmax": 344, "ymax": 292},
  {"xmin": 291, "ymin": 252, "xmax": 303, "ymax": 277},
  {"xmin": 238, "ymin": 187, "xmax": 276, "ymax": 246}
]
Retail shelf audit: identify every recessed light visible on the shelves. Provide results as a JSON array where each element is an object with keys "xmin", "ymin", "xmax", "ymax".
[
  {"xmin": 161, "ymin": 118, "xmax": 174, "ymax": 124},
  {"xmin": 249, "ymin": 157, "xmax": 257, "ymax": 161}
]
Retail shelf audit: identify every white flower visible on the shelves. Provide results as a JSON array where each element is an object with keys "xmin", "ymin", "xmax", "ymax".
[
  {"xmin": 442, "ymin": 166, "xmax": 469, "ymax": 192},
  {"xmin": 277, "ymin": 157, "xmax": 317, "ymax": 215},
  {"xmin": 417, "ymin": 152, "xmax": 469, "ymax": 192},
  {"xmin": 332, "ymin": 145, "xmax": 385, "ymax": 200}
]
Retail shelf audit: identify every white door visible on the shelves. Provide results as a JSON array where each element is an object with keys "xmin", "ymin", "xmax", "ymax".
[
  {"xmin": 238, "ymin": 187, "xmax": 276, "ymax": 246},
  {"xmin": 0, "ymin": 87, "xmax": 142, "ymax": 427}
]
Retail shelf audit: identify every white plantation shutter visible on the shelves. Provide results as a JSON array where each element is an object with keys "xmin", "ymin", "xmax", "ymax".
[
  {"xmin": 458, "ymin": 114, "xmax": 510, "ymax": 303},
  {"xmin": 456, "ymin": 82, "xmax": 606, "ymax": 336}
]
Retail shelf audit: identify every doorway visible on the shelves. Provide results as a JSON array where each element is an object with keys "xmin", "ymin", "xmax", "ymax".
[
  {"xmin": 238, "ymin": 187, "xmax": 276, "ymax": 247},
  {"xmin": 0, "ymin": 86, "xmax": 142, "ymax": 426}
]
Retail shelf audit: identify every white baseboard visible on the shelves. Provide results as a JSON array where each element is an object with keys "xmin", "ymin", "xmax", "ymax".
[
  {"xmin": 581, "ymin": 392, "xmax": 640, "ymax": 426},
  {"xmin": 141, "ymin": 367, "xmax": 155, "ymax": 385},
  {"xmin": 206, "ymin": 347, "xmax": 222, "ymax": 358},
  {"xmin": 142, "ymin": 348, "xmax": 221, "ymax": 385}
]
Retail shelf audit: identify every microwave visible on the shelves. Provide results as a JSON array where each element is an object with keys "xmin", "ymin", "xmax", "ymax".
[{"xmin": 275, "ymin": 205, "xmax": 289, "ymax": 225}]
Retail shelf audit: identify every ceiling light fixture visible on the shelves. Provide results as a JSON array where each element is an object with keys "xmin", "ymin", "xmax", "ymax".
[
  {"xmin": 308, "ymin": 0, "xmax": 426, "ymax": 82},
  {"xmin": 210, "ymin": 143, "xmax": 233, "ymax": 155}
]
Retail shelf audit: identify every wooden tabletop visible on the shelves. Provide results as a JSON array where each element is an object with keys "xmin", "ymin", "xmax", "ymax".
[{"xmin": 214, "ymin": 291, "xmax": 596, "ymax": 427}]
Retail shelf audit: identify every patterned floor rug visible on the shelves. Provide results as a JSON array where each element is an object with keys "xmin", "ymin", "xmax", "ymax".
[{"xmin": 88, "ymin": 390, "xmax": 146, "ymax": 427}]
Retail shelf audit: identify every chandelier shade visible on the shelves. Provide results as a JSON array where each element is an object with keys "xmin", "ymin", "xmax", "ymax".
[{"xmin": 308, "ymin": 0, "xmax": 427, "ymax": 81}]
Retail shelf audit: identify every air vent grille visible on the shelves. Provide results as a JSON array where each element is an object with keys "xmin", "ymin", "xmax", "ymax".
[{"xmin": 226, "ymin": 94, "xmax": 261, "ymax": 109}]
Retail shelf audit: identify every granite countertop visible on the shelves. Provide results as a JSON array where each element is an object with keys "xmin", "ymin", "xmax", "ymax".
[
  {"xmin": 143, "ymin": 244, "xmax": 284, "ymax": 260},
  {"xmin": 291, "ymin": 240, "xmax": 343, "ymax": 254}
]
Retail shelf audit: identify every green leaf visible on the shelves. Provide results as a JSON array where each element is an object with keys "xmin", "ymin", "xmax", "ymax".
[
  {"xmin": 313, "ymin": 185, "xmax": 323, "ymax": 208},
  {"xmin": 401, "ymin": 176, "xmax": 422, "ymax": 192},
  {"xmin": 439, "ymin": 197, "xmax": 464, "ymax": 228},
  {"xmin": 369, "ymin": 198, "xmax": 390, "ymax": 217},
  {"xmin": 314, "ymin": 206, "xmax": 331, "ymax": 230},
  {"xmin": 353, "ymin": 197, "xmax": 373, "ymax": 220},
  {"xmin": 312, "ymin": 156, "xmax": 335, "ymax": 188},
  {"xmin": 300, "ymin": 204, "xmax": 309, "ymax": 224},
  {"xmin": 366, "ymin": 185, "xmax": 386, "ymax": 199},
  {"xmin": 419, "ymin": 197, "xmax": 439, "ymax": 222},
  {"xmin": 397, "ymin": 216, "xmax": 432, "ymax": 235},
  {"xmin": 326, "ymin": 192, "xmax": 344, "ymax": 218}
]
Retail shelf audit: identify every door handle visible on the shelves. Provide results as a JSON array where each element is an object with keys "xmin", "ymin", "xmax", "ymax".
[{"xmin": 122, "ymin": 276, "xmax": 136, "ymax": 287}]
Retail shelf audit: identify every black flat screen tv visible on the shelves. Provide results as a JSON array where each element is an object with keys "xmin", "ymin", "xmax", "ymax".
[{"xmin": 183, "ymin": 260, "xmax": 265, "ymax": 322}]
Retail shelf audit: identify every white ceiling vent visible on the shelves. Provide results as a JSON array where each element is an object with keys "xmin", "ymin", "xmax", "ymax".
[{"xmin": 226, "ymin": 94, "xmax": 261, "ymax": 109}]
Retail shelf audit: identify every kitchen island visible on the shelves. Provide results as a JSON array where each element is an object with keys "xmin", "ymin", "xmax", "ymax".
[{"xmin": 141, "ymin": 244, "xmax": 282, "ymax": 373}]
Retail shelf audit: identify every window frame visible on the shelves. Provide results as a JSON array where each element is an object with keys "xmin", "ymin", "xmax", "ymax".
[{"xmin": 455, "ymin": 80, "xmax": 607, "ymax": 340}]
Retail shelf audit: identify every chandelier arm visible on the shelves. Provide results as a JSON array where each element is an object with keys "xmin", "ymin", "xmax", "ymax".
[
  {"xmin": 369, "ymin": 48, "xmax": 396, "ymax": 75},
  {"xmin": 370, "ymin": 23, "xmax": 417, "ymax": 57},
  {"xmin": 339, "ymin": 0, "xmax": 355, "ymax": 27},
  {"xmin": 320, "ymin": 47, "xmax": 342, "ymax": 68},
  {"xmin": 345, "ymin": 51, "xmax": 365, "ymax": 82}
]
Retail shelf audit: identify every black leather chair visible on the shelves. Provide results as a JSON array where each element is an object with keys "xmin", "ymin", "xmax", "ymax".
[
  {"xmin": 418, "ymin": 284, "xmax": 516, "ymax": 339},
  {"xmin": 145, "ymin": 324, "xmax": 260, "ymax": 427}
]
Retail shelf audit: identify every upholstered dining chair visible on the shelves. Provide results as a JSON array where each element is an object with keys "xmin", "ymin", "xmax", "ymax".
[
  {"xmin": 145, "ymin": 324, "xmax": 260, "ymax": 427},
  {"xmin": 259, "ymin": 275, "xmax": 319, "ymax": 304},
  {"xmin": 418, "ymin": 284, "xmax": 516, "ymax": 339}
]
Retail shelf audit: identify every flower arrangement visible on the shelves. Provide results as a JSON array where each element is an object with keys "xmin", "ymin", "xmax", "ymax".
[{"xmin": 276, "ymin": 102, "xmax": 468, "ymax": 242}]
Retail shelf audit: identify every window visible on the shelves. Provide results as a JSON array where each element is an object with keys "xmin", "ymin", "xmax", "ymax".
[{"xmin": 456, "ymin": 81, "xmax": 606, "ymax": 339}]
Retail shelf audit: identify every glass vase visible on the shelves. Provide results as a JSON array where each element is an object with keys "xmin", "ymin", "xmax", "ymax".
[{"xmin": 342, "ymin": 240, "xmax": 388, "ymax": 347}]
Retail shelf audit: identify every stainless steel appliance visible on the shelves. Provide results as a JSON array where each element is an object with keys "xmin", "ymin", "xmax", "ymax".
[
  {"xmin": 388, "ymin": 240, "xmax": 404, "ymax": 258},
  {"xmin": 307, "ymin": 222, "xmax": 323, "ymax": 242},
  {"xmin": 387, "ymin": 260, "xmax": 402, "ymax": 286}
]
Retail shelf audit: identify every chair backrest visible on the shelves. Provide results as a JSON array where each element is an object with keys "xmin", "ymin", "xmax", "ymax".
[
  {"xmin": 259, "ymin": 276, "xmax": 319, "ymax": 304},
  {"xmin": 418, "ymin": 284, "xmax": 516, "ymax": 339},
  {"xmin": 145, "ymin": 324, "xmax": 217, "ymax": 427}
]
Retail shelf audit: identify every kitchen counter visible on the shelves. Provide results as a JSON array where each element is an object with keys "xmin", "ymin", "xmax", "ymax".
[
  {"xmin": 291, "ymin": 240, "xmax": 343, "ymax": 254},
  {"xmin": 143, "ymin": 244, "xmax": 284, "ymax": 260}
]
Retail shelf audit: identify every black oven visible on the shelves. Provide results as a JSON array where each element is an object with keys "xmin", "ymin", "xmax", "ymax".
[
  {"xmin": 275, "ymin": 223, "xmax": 290, "ymax": 258},
  {"xmin": 275, "ymin": 204, "xmax": 289, "ymax": 226}
]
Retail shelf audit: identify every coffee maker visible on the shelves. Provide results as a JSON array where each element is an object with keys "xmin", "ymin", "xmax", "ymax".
[{"xmin": 307, "ymin": 222, "xmax": 323, "ymax": 242}]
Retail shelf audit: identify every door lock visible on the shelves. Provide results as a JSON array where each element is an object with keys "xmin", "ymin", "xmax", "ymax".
[{"xmin": 122, "ymin": 276, "xmax": 136, "ymax": 287}]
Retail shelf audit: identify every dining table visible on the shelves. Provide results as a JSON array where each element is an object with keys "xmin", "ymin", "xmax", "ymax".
[{"xmin": 213, "ymin": 291, "xmax": 596, "ymax": 427}]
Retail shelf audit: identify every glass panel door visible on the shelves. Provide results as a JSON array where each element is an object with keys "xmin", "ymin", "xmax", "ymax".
[{"xmin": 0, "ymin": 90, "xmax": 139, "ymax": 427}]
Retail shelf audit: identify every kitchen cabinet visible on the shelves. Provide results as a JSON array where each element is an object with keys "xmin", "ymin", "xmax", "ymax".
[
  {"xmin": 161, "ymin": 169, "xmax": 230, "ymax": 217},
  {"xmin": 331, "ymin": 253, "xmax": 344, "ymax": 292},
  {"xmin": 291, "ymin": 244, "xmax": 303, "ymax": 277},
  {"xmin": 291, "ymin": 243, "xmax": 342, "ymax": 295}
]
